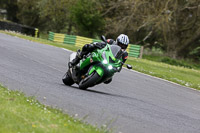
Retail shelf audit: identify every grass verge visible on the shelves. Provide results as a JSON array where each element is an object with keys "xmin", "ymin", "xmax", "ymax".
[
  {"xmin": 1, "ymin": 30, "xmax": 200, "ymax": 90},
  {"xmin": 126, "ymin": 58, "xmax": 200, "ymax": 90},
  {"xmin": 0, "ymin": 30, "xmax": 79, "ymax": 51},
  {"xmin": 143, "ymin": 54, "xmax": 200, "ymax": 70},
  {"xmin": 0, "ymin": 85, "xmax": 108, "ymax": 133}
]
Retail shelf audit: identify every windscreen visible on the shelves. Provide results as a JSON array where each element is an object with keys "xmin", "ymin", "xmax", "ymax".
[{"xmin": 110, "ymin": 45, "xmax": 123, "ymax": 59}]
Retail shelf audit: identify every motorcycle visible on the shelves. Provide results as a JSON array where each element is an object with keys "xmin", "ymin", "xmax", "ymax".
[{"xmin": 62, "ymin": 36, "xmax": 132, "ymax": 90}]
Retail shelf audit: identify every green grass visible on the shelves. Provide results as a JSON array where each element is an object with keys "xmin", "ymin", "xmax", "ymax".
[
  {"xmin": 1, "ymin": 30, "xmax": 200, "ymax": 90},
  {"xmin": 0, "ymin": 85, "xmax": 108, "ymax": 133},
  {"xmin": 126, "ymin": 58, "xmax": 200, "ymax": 90},
  {"xmin": 143, "ymin": 54, "xmax": 200, "ymax": 70}
]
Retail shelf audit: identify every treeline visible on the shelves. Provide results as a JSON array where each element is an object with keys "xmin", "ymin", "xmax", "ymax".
[{"xmin": 1, "ymin": 0, "xmax": 200, "ymax": 60}]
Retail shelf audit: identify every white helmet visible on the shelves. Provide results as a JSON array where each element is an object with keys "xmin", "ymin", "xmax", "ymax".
[{"xmin": 116, "ymin": 34, "xmax": 129, "ymax": 49}]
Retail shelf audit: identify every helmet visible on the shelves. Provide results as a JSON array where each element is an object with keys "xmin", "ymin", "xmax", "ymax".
[{"xmin": 116, "ymin": 34, "xmax": 129, "ymax": 50}]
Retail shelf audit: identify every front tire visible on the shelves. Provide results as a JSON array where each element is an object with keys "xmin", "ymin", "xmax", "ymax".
[
  {"xmin": 104, "ymin": 78, "xmax": 112, "ymax": 84},
  {"xmin": 79, "ymin": 72, "xmax": 101, "ymax": 90},
  {"xmin": 62, "ymin": 72, "xmax": 74, "ymax": 86}
]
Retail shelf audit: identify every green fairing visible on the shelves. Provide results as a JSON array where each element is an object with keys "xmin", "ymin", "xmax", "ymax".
[
  {"xmin": 89, "ymin": 65, "xmax": 104, "ymax": 77},
  {"xmin": 79, "ymin": 44, "xmax": 122, "ymax": 77},
  {"xmin": 79, "ymin": 58, "xmax": 91, "ymax": 69}
]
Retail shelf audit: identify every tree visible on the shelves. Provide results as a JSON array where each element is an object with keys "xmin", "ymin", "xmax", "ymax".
[
  {"xmin": 0, "ymin": 0, "xmax": 7, "ymax": 8},
  {"xmin": 2, "ymin": 0, "xmax": 19, "ymax": 22},
  {"xmin": 38, "ymin": 0, "xmax": 71, "ymax": 32},
  {"xmin": 101, "ymin": 0, "xmax": 200, "ymax": 59},
  {"xmin": 17, "ymin": 0, "xmax": 40, "ymax": 27},
  {"xmin": 70, "ymin": 0, "xmax": 105, "ymax": 37}
]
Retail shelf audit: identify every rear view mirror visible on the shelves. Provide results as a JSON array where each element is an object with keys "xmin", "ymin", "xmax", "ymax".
[
  {"xmin": 126, "ymin": 64, "xmax": 132, "ymax": 69},
  {"xmin": 101, "ymin": 35, "xmax": 107, "ymax": 42}
]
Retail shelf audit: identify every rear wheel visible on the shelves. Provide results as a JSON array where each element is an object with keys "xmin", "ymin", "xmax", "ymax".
[
  {"xmin": 79, "ymin": 72, "xmax": 101, "ymax": 90},
  {"xmin": 62, "ymin": 72, "xmax": 74, "ymax": 86}
]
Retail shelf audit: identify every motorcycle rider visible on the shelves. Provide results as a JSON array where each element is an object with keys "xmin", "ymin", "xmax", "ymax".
[{"xmin": 69, "ymin": 34, "xmax": 129, "ymax": 68}]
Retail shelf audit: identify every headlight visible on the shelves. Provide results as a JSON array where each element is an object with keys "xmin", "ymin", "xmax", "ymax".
[
  {"xmin": 108, "ymin": 65, "xmax": 113, "ymax": 70},
  {"xmin": 102, "ymin": 60, "xmax": 108, "ymax": 64}
]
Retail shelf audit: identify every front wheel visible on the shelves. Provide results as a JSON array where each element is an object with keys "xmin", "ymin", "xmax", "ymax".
[
  {"xmin": 62, "ymin": 72, "xmax": 74, "ymax": 86},
  {"xmin": 79, "ymin": 72, "xmax": 101, "ymax": 90},
  {"xmin": 104, "ymin": 78, "xmax": 112, "ymax": 84}
]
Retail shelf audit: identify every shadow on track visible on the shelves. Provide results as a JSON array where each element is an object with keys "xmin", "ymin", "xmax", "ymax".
[{"xmin": 64, "ymin": 84, "xmax": 136, "ymax": 100}]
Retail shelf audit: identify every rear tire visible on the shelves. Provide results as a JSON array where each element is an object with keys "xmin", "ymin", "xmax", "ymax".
[
  {"xmin": 79, "ymin": 72, "xmax": 101, "ymax": 90},
  {"xmin": 62, "ymin": 72, "xmax": 74, "ymax": 86}
]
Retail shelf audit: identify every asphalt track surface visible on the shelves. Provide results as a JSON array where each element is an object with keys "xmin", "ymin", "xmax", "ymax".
[{"xmin": 0, "ymin": 33, "xmax": 200, "ymax": 133}]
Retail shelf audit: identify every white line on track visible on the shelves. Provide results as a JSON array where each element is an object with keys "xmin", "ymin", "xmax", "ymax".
[
  {"xmin": 62, "ymin": 48, "xmax": 73, "ymax": 52},
  {"xmin": 123, "ymin": 67, "xmax": 200, "ymax": 93}
]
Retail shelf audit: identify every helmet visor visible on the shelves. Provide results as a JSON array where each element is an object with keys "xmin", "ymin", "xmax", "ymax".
[{"xmin": 118, "ymin": 42, "xmax": 128, "ymax": 49}]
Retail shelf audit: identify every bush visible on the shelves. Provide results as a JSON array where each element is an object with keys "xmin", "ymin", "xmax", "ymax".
[{"xmin": 189, "ymin": 47, "xmax": 200, "ymax": 61}]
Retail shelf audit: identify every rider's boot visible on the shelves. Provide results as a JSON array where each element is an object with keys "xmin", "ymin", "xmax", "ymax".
[{"xmin": 69, "ymin": 50, "xmax": 82, "ymax": 67}]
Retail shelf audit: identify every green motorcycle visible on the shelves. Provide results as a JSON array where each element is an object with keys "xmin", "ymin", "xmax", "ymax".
[{"xmin": 62, "ymin": 36, "xmax": 132, "ymax": 90}]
